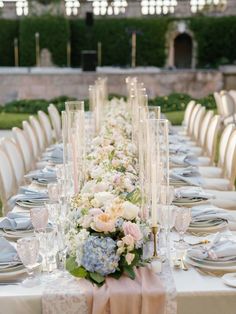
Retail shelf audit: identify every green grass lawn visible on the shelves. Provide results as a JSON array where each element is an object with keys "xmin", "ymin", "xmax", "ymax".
[
  {"xmin": 0, "ymin": 112, "xmax": 31, "ymax": 129},
  {"xmin": 165, "ymin": 111, "xmax": 184, "ymax": 125}
]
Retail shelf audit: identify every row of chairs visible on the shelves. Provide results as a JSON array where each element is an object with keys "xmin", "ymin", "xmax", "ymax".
[
  {"xmin": 0, "ymin": 104, "xmax": 61, "ymax": 215},
  {"xmin": 179, "ymin": 100, "xmax": 236, "ymax": 191},
  {"xmin": 214, "ymin": 90, "xmax": 236, "ymax": 125}
]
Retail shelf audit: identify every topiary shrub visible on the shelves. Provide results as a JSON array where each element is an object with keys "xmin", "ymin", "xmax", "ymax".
[{"xmin": 19, "ymin": 16, "xmax": 70, "ymax": 66}]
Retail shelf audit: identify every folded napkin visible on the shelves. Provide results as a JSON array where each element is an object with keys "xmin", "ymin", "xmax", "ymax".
[
  {"xmin": 0, "ymin": 212, "xmax": 32, "ymax": 231},
  {"xmin": 8, "ymin": 187, "xmax": 48, "ymax": 208},
  {"xmin": 188, "ymin": 233, "xmax": 236, "ymax": 261},
  {"xmin": 0, "ymin": 237, "xmax": 19, "ymax": 263},
  {"xmin": 170, "ymin": 167, "xmax": 204, "ymax": 186},
  {"xmin": 169, "ymin": 135, "xmax": 187, "ymax": 144},
  {"xmin": 46, "ymin": 143, "xmax": 63, "ymax": 153},
  {"xmin": 42, "ymin": 146, "xmax": 63, "ymax": 164},
  {"xmin": 174, "ymin": 186, "xmax": 213, "ymax": 201},
  {"xmin": 25, "ymin": 167, "xmax": 57, "ymax": 183},
  {"xmin": 191, "ymin": 205, "xmax": 235, "ymax": 223},
  {"xmin": 169, "ymin": 144, "xmax": 190, "ymax": 154},
  {"xmin": 170, "ymin": 154, "xmax": 199, "ymax": 167}
]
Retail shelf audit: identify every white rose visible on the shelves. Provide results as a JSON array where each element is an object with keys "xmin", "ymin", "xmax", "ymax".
[
  {"xmin": 122, "ymin": 201, "xmax": 140, "ymax": 220},
  {"xmin": 81, "ymin": 181, "xmax": 96, "ymax": 194},
  {"xmin": 90, "ymin": 166, "xmax": 104, "ymax": 179},
  {"xmin": 94, "ymin": 192, "xmax": 116, "ymax": 206}
]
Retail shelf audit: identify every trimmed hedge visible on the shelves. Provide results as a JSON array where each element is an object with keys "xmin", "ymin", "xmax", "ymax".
[
  {"xmin": 19, "ymin": 16, "xmax": 70, "ymax": 66},
  {"xmin": 71, "ymin": 18, "xmax": 169, "ymax": 67},
  {"xmin": 0, "ymin": 20, "xmax": 19, "ymax": 66},
  {"xmin": 190, "ymin": 16, "xmax": 236, "ymax": 68}
]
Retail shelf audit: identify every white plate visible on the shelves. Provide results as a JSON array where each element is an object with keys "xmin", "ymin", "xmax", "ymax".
[
  {"xmin": 222, "ymin": 273, "xmax": 236, "ymax": 288},
  {"xmin": 188, "ymin": 220, "xmax": 228, "ymax": 233},
  {"xmin": 184, "ymin": 255, "xmax": 236, "ymax": 272},
  {"xmin": 16, "ymin": 201, "xmax": 46, "ymax": 208},
  {"xmin": 173, "ymin": 199, "xmax": 209, "ymax": 207},
  {"xmin": 0, "ymin": 265, "xmax": 27, "ymax": 280}
]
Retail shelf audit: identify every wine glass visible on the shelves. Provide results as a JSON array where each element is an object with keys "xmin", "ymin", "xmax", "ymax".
[
  {"xmin": 30, "ymin": 207, "xmax": 48, "ymax": 230},
  {"xmin": 47, "ymin": 182, "xmax": 60, "ymax": 204},
  {"xmin": 17, "ymin": 237, "xmax": 40, "ymax": 287},
  {"xmin": 174, "ymin": 207, "xmax": 191, "ymax": 250},
  {"xmin": 45, "ymin": 203, "xmax": 61, "ymax": 227}
]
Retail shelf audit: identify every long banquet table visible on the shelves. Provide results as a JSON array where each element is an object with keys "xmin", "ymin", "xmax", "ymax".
[{"xmin": 1, "ymin": 220, "xmax": 236, "ymax": 314}]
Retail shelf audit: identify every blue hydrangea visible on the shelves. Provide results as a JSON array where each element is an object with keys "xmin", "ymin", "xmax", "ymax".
[{"xmin": 81, "ymin": 236, "xmax": 120, "ymax": 276}]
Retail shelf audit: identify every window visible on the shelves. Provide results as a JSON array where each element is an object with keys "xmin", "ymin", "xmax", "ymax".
[
  {"xmin": 190, "ymin": 0, "xmax": 227, "ymax": 13},
  {"xmin": 65, "ymin": 0, "xmax": 80, "ymax": 16},
  {"xmin": 92, "ymin": 0, "xmax": 128, "ymax": 16},
  {"xmin": 141, "ymin": 0, "xmax": 178, "ymax": 15}
]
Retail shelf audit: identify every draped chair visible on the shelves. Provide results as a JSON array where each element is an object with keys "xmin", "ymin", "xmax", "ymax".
[
  {"xmin": 188, "ymin": 104, "xmax": 202, "ymax": 139},
  {"xmin": 0, "ymin": 148, "xmax": 18, "ymax": 215},
  {"xmin": 178, "ymin": 100, "xmax": 196, "ymax": 137},
  {"xmin": 12, "ymin": 127, "xmax": 34, "ymax": 173},
  {"xmin": 38, "ymin": 110, "xmax": 53, "ymax": 147},
  {"xmin": 201, "ymin": 128, "xmax": 236, "ymax": 191},
  {"xmin": 199, "ymin": 123, "xmax": 235, "ymax": 178},
  {"xmin": 29, "ymin": 115, "xmax": 46, "ymax": 154},
  {"xmin": 214, "ymin": 92, "xmax": 224, "ymax": 116},
  {"xmin": 1, "ymin": 138, "xmax": 25, "ymax": 188},
  {"xmin": 48, "ymin": 104, "xmax": 61, "ymax": 142},
  {"xmin": 220, "ymin": 91, "xmax": 236, "ymax": 125},
  {"xmin": 22, "ymin": 120, "xmax": 41, "ymax": 161}
]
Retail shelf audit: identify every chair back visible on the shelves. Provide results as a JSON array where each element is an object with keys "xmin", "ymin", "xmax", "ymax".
[
  {"xmin": 48, "ymin": 104, "xmax": 61, "ymax": 142},
  {"xmin": 218, "ymin": 123, "xmax": 235, "ymax": 168},
  {"xmin": 205, "ymin": 115, "xmax": 221, "ymax": 162},
  {"xmin": 224, "ymin": 130, "xmax": 236, "ymax": 189},
  {"xmin": 188, "ymin": 103, "xmax": 201, "ymax": 138},
  {"xmin": 23, "ymin": 120, "xmax": 40, "ymax": 159},
  {"xmin": 193, "ymin": 106, "xmax": 206, "ymax": 142},
  {"xmin": 38, "ymin": 110, "xmax": 53, "ymax": 146},
  {"xmin": 1, "ymin": 138, "xmax": 25, "ymax": 187},
  {"xmin": 12, "ymin": 127, "xmax": 33, "ymax": 173},
  {"xmin": 30, "ymin": 115, "xmax": 46, "ymax": 153},
  {"xmin": 221, "ymin": 91, "xmax": 235, "ymax": 117},
  {"xmin": 214, "ymin": 92, "xmax": 223, "ymax": 116},
  {"xmin": 228, "ymin": 90, "xmax": 236, "ymax": 111},
  {"xmin": 182, "ymin": 100, "xmax": 195, "ymax": 127},
  {"xmin": 199, "ymin": 110, "xmax": 214, "ymax": 148},
  {"xmin": 0, "ymin": 148, "xmax": 17, "ymax": 215}
]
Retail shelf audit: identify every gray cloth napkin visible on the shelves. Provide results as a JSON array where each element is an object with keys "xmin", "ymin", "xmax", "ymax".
[
  {"xmin": 0, "ymin": 212, "xmax": 32, "ymax": 231},
  {"xmin": 169, "ymin": 144, "xmax": 190, "ymax": 154},
  {"xmin": 188, "ymin": 233, "xmax": 236, "ymax": 261},
  {"xmin": 191, "ymin": 205, "xmax": 235, "ymax": 223},
  {"xmin": 25, "ymin": 167, "xmax": 57, "ymax": 183},
  {"xmin": 170, "ymin": 154, "xmax": 199, "ymax": 166},
  {"xmin": 174, "ymin": 187, "xmax": 213, "ymax": 201},
  {"xmin": 8, "ymin": 187, "xmax": 48, "ymax": 208},
  {"xmin": 171, "ymin": 167, "xmax": 204, "ymax": 186},
  {"xmin": 0, "ymin": 237, "xmax": 19, "ymax": 263},
  {"xmin": 42, "ymin": 146, "xmax": 63, "ymax": 163}
]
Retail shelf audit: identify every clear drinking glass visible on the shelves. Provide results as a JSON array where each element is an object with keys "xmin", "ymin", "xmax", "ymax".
[
  {"xmin": 47, "ymin": 182, "xmax": 60, "ymax": 204},
  {"xmin": 174, "ymin": 207, "xmax": 191, "ymax": 249},
  {"xmin": 30, "ymin": 207, "xmax": 48, "ymax": 230},
  {"xmin": 17, "ymin": 237, "xmax": 40, "ymax": 287}
]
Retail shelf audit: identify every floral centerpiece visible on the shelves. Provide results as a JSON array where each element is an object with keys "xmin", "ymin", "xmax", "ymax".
[{"xmin": 66, "ymin": 99, "xmax": 151, "ymax": 286}]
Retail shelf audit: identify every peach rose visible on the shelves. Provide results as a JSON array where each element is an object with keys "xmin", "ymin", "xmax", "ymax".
[
  {"xmin": 92, "ymin": 213, "xmax": 115, "ymax": 233},
  {"xmin": 123, "ymin": 221, "xmax": 142, "ymax": 242},
  {"xmin": 107, "ymin": 198, "xmax": 124, "ymax": 219},
  {"xmin": 125, "ymin": 253, "xmax": 135, "ymax": 265}
]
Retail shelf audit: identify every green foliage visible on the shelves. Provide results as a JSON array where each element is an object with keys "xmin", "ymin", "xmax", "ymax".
[
  {"xmin": 0, "ymin": 112, "xmax": 30, "ymax": 129},
  {"xmin": 70, "ymin": 18, "xmax": 169, "ymax": 67},
  {"xmin": 190, "ymin": 16, "xmax": 236, "ymax": 68},
  {"xmin": 35, "ymin": 0, "xmax": 60, "ymax": 4},
  {"xmin": 0, "ymin": 20, "xmax": 19, "ymax": 66},
  {"xmin": 19, "ymin": 16, "xmax": 70, "ymax": 66},
  {"xmin": 2, "ymin": 95, "xmax": 76, "ymax": 114},
  {"xmin": 148, "ymin": 93, "xmax": 216, "ymax": 112}
]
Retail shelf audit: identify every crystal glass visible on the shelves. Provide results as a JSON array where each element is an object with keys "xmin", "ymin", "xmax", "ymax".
[
  {"xmin": 35, "ymin": 227, "xmax": 58, "ymax": 275},
  {"xmin": 46, "ymin": 203, "xmax": 61, "ymax": 227},
  {"xmin": 30, "ymin": 207, "xmax": 48, "ymax": 230},
  {"xmin": 17, "ymin": 237, "xmax": 40, "ymax": 287},
  {"xmin": 174, "ymin": 207, "xmax": 191, "ymax": 249},
  {"xmin": 47, "ymin": 182, "xmax": 60, "ymax": 204}
]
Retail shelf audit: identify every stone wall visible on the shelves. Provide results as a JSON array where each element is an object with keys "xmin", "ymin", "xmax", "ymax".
[{"xmin": 0, "ymin": 68, "xmax": 225, "ymax": 104}]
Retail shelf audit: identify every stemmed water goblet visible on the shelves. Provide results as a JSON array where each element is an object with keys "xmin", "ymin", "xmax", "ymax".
[
  {"xmin": 174, "ymin": 207, "xmax": 192, "ymax": 250},
  {"xmin": 17, "ymin": 237, "xmax": 40, "ymax": 287}
]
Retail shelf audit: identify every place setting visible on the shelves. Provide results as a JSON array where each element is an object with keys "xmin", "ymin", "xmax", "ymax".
[{"xmin": 172, "ymin": 186, "xmax": 213, "ymax": 207}]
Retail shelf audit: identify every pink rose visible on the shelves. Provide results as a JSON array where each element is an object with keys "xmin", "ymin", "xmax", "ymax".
[
  {"xmin": 92, "ymin": 213, "xmax": 115, "ymax": 233},
  {"xmin": 122, "ymin": 235, "xmax": 135, "ymax": 247},
  {"xmin": 89, "ymin": 208, "xmax": 103, "ymax": 216},
  {"xmin": 125, "ymin": 253, "xmax": 135, "ymax": 265},
  {"xmin": 123, "ymin": 221, "xmax": 142, "ymax": 242}
]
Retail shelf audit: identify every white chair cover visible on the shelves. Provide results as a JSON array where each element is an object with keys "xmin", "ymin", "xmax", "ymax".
[
  {"xmin": 221, "ymin": 91, "xmax": 235, "ymax": 118},
  {"xmin": 48, "ymin": 104, "xmax": 61, "ymax": 142},
  {"xmin": 29, "ymin": 115, "xmax": 46, "ymax": 153},
  {"xmin": 193, "ymin": 106, "xmax": 206, "ymax": 142},
  {"xmin": 188, "ymin": 104, "xmax": 201, "ymax": 138},
  {"xmin": 199, "ymin": 110, "xmax": 214, "ymax": 148},
  {"xmin": 12, "ymin": 127, "xmax": 33, "ymax": 173},
  {"xmin": 218, "ymin": 123, "xmax": 235, "ymax": 168},
  {"xmin": 23, "ymin": 120, "xmax": 40, "ymax": 160},
  {"xmin": 0, "ymin": 148, "xmax": 17, "ymax": 215},
  {"xmin": 214, "ymin": 92, "xmax": 223, "ymax": 116},
  {"xmin": 224, "ymin": 129, "xmax": 236, "ymax": 188},
  {"xmin": 205, "ymin": 115, "xmax": 221, "ymax": 162},
  {"xmin": 1, "ymin": 138, "xmax": 25, "ymax": 187},
  {"xmin": 38, "ymin": 110, "xmax": 53, "ymax": 146},
  {"xmin": 182, "ymin": 100, "xmax": 195, "ymax": 127}
]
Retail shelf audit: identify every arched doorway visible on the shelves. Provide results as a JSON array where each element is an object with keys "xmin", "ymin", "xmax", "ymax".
[{"xmin": 174, "ymin": 33, "xmax": 193, "ymax": 69}]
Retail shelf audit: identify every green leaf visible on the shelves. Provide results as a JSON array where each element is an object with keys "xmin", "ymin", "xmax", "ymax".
[
  {"xmin": 70, "ymin": 266, "xmax": 88, "ymax": 278},
  {"xmin": 66, "ymin": 256, "xmax": 78, "ymax": 272},
  {"xmin": 109, "ymin": 270, "xmax": 122, "ymax": 280},
  {"xmin": 124, "ymin": 266, "xmax": 135, "ymax": 280},
  {"xmin": 89, "ymin": 272, "xmax": 105, "ymax": 284}
]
